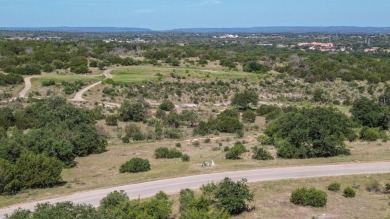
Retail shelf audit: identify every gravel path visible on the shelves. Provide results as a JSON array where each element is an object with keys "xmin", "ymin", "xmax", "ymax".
[{"xmin": 70, "ymin": 69, "xmax": 113, "ymax": 102}]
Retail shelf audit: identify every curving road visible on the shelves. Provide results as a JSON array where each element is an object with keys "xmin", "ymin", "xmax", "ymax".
[
  {"xmin": 70, "ymin": 69, "xmax": 113, "ymax": 102},
  {"xmin": 1, "ymin": 162, "xmax": 390, "ymax": 218}
]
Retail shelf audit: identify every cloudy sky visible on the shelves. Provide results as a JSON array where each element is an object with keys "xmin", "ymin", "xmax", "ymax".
[{"xmin": 0, "ymin": 0, "xmax": 389, "ymax": 29}]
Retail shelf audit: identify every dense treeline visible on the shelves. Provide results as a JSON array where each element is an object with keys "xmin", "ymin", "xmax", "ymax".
[
  {"xmin": 0, "ymin": 73, "xmax": 23, "ymax": 85},
  {"xmin": 1, "ymin": 37, "xmax": 390, "ymax": 83},
  {"xmin": 0, "ymin": 97, "xmax": 107, "ymax": 194}
]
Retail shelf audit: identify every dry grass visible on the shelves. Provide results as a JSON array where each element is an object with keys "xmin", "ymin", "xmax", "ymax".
[
  {"xmin": 167, "ymin": 174, "xmax": 390, "ymax": 219},
  {"xmin": 1, "ymin": 119, "xmax": 390, "ymax": 208},
  {"xmin": 239, "ymin": 174, "xmax": 390, "ymax": 219}
]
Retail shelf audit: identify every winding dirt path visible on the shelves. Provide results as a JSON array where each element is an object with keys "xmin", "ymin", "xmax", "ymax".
[
  {"xmin": 1, "ymin": 162, "xmax": 390, "ymax": 218},
  {"xmin": 69, "ymin": 69, "xmax": 113, "ymax": 102},
  {"xmin": 18, "ymin": 76, "xmax": 40, "ymax": 98}
]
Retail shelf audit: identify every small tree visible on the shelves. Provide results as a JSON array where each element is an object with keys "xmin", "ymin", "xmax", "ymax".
[
  {"xmin": 242, "ymin": 110, "xmax": 257, "ymax": 123},
  {"xmin": 119, "ymin": 101, "xmax": 147, "ymax": 122},
  {"xmin": 119, "ymin": 158, "xmax": 150, "ymax": 173},
  {"xmin": 231, "ymin": 90, "xmax": 258, "ymax": 110},
  {"xmin": 201, "ymin": 177, "xmax": 253, "ymax": 215},
  {"xmin": 252, "ymin": 146, "xmax": 274, "ymax": 160},
  {"xmin": 100, "ymin": 190, "xmax": 129, "ymax": 211},
  {"xmin": 225, "ymin": 143, "xmax": 247, "ymax": 160}
]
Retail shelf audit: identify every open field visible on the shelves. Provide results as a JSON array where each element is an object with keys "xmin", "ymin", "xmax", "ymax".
[
  {"xmin": 110, "ymin": 66, "xmax": 263, "ymax": 82},
  {"xmin": 34, "ymin": 74, "xmax": 101, "ymax": 83},
  {"xmin": 169, "ymin": 173, "xmax": 390, "ymax": 218},
  {"xmin": 240, "ymin": 174, "xmax": 390, "ymax": 218}
]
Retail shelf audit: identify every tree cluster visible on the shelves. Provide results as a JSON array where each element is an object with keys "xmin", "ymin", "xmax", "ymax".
[
  {"xmin": 0, "ymin": 98, "xmax": 107, "ymax": 194},
  {"xmin": 264, "ymin": 107, "xmax": 355, "ymax": 159},
  {"xmin": 194, "ymin": 109, "xmax": 243, "ymax": 135}
]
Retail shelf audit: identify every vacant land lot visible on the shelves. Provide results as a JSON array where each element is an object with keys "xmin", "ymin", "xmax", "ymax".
[{"xmin": 1, "ymin": 123, "xmax": 390, "ymax": 208}]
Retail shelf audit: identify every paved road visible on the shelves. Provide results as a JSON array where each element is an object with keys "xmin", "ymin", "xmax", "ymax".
[
  {"xmin": 70, "ymin": 69, "xmax": 113, "ymax": 102},
  {"xmin": 1, "ymin": 162, "xmax": 390, "ymax": 218}
]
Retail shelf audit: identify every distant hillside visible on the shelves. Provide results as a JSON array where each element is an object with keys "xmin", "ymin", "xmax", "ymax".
[
  {"xmin": 169, "ymin": 26, "xmax": 390, "ymax": 33},
  {"xmin": 1, "ymin": 26, "xmax": 390, "ymax": 33},
  {"xmin": 0, "ymin": 27, "xmax": 153, "ymax": 33}
]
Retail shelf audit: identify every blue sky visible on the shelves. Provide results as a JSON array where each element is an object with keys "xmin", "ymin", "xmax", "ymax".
[{"xmin": 1, "ymin": 0, "xmax": 389, "ymax": 29}]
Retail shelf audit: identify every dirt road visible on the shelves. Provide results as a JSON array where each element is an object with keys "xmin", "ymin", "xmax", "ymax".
[
  {"xmin": 70, "ymin": 69, "xmax": 113, "ymax": 102},
  {"xmin": 1, "ymin": 162, "xmax": 390, "ymax": 218},
  {"xmin": 18, "ymin": 76, "xmax": 39, "ymax": 98}
]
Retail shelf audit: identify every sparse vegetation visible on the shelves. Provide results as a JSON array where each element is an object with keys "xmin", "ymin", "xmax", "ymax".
[{"xmin": 2, "ymin": 30, "xmax": 390, "ymax": 219}]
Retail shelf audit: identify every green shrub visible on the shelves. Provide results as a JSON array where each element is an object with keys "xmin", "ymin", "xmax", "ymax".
[
  {"xmin": 155, "ymin": 147, "xmax": 182, "ymax": 159},
  {"xmin": 159, "ymin": 99, "xmax": 175, "ymax": 111},
  {"xmin": 165, "ymin": 129, "xmax": 182, "ymax": 139},
  {"xmin": 242, "ymin": 110, "xmax": 257, "ymax": 123},
  {"xmin": 181, "ymin": 154, "xmax": 190, "ymax": 162},
  {"xmin": 105, "ymin": 114, "xmax": 118, "ymax": 126},
  {"xmin": 257, "ymin": 105, "xmax": 281, "ymax": 116},
  {"xmin": 360, "ymin": 127, "xmax": 381, "ymax": 141},
  {"xmin": 343, "ymin": 187, "xmax": 356, "ymax": 198},
  {"xmin": 327, "ymin": 182, "xmax": 341, "ymax": 192},
  {"xmin": 175, "ymin": 143, "xmax": 182, "ymax": 148},
  {"xmin": 257, "ymin": 134, "xmax": 273, "ymax": 145},
  {"xmin": 192, "ymin": 141, "xmax": 200, "ymax": 147},
  {"xmin": 385, "ymin": 183, "xmax": 390, "ymax": 194},
  {"xmin": 121, "ymin": 136, "xmax": 130, "ymax": 143},
  {"xmin": 41, "ymin": 80, "xmax": 56, "ymax": 86},
  {"xmin": 179, "ymin": 189, "xmax": 195, "ymax": 212},
  {"xmin": 119, "ymin": 158, "xmax": 150, "ymax": 173},
  {"xmin": 290, "ymin": 187, "xmax": 327, "ymax": 208},
  {"xmin": 132, "ymin": 131, "xmax": 144, "ymax": 141},
  {"xmin": 252, "ymin": 146, "xmax": 274, "ymax": 160},
  {"xmin": 225, "ymin": 143, "xmax": 247, "ymax": 160}
]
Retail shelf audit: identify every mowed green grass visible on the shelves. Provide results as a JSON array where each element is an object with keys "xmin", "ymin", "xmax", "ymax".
[
  {"xmin": 111, "ymin": 68, "xmax": 159, "ymax": 82},
  {"xmin": 111, "ymin": 66, "xmax": 262, "ymax": 82},
  {"xmin": 35, "ymin": 74, "xmax": 101, "ymax": 83}
]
